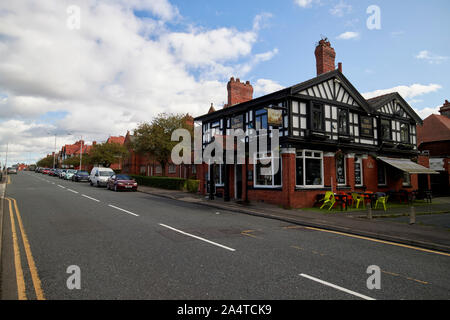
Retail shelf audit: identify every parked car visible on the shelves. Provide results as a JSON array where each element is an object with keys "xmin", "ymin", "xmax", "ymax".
[
  {"xmin": 106, "ymin": 174, "xmax": 138, "ymax": 192},
  {"xmin": 7, "ymin": 167, "xmax": 17, "ymax": 174},
  {"xmin": 89, "ymin": 167, "xmax": 115, "ymax": 187},
  {"xmin": 64, "ymin": 169, "xmax": 77, "ymax": 180},
  {"xmin": 59, "ymin": 169, "xmax": 67, "ymax": 179},
  {"xmin": 42, "ymin": 168, "xmax": 50, "ymax": 174},
  {"xmin": 49, "ymin": 168, "xmax": 58, "ymax": 176},
  {"xmin": 72, "ymin": 170, "xmax": 90, "ymax": 182}
]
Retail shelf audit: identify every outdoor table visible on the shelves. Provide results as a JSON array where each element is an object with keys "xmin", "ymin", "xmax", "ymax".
[
  {"xmin": 357, "ymin": 192, "xmax": 377, "ymax": 208},
  {"xmin": 334, "ymin": 193, "xmax": 349, "ymax": 211}
]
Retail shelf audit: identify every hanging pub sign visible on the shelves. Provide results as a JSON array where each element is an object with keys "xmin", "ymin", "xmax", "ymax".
[
  {"xmin": 360, "ymin": 116, "xmax": 373, "ymax": 137},
  {"xmin": 231, "ymin": 115, "xmax": 244, "ymax": 129},
  {"xmin": 267, "ymin": 108, "xmax": 283, "ymax": 127}
]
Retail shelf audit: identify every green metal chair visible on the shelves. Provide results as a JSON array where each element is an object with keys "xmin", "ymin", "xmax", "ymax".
[
  {"xmin": 375, "ymin": 195, "xmax": 389, "ymax": 211},
  {"xmin": 351, "ymin": 193, "xmax": 365, "ymax": 209},
  {"xmin": 320, "ymin": 191, "xmax": 336, "ymax": 210}
]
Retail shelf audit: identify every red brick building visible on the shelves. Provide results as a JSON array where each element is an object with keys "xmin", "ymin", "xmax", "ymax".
[
  {"xmin": 106, "ymin": 136, "xmax": 126, "ymax": 171},
  {"xmin": 194, "ymin": 39, "xmax": 436, "ymax": 208},
  {"xmin": 417, "ymin": 101, "xmax": 450, "ymax": 196},
  {"xmin": 122, "ymin": 115, "xmax": 197, "ymax": 179}
]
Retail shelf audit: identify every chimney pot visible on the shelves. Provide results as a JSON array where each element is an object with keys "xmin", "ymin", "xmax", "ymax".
[{"xmin": 338, "ymin": 62, "xmax": 343, "ymax": 73}]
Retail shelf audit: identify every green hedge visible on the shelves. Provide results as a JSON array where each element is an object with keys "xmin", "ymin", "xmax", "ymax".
[{"xmin": 130, "ymin": 175, "xmax": 199, "ymax": 193}]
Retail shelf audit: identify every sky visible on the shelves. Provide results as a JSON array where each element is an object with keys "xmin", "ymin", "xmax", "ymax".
[{"xmin": 0, "ymin": 0, "xmax": 449, "ymax": 166}]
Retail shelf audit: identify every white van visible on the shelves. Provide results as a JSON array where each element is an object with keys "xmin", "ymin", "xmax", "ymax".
[{"xmin": 90, "ymin": 167, "xmax": 115, "ymax": 187}]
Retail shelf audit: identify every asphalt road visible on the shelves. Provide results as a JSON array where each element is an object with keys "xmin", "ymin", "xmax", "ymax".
[{"xmin": 1, "ymin": 172, "xmax": 449, "ymax": 300}]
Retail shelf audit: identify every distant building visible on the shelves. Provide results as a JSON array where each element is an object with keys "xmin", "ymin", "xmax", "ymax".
[{"xmin": 417, "ymin": 100, "xmax": 450, "ymax": 196}]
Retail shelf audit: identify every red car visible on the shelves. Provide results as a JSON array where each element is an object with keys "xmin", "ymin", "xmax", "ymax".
[
  {"xmin": 106, "ymin": 174, "xmax": 138, "ymax": 192},
  {"xmin": 42, "ymin": 168, "xmax": 51, "ymax": 174}
]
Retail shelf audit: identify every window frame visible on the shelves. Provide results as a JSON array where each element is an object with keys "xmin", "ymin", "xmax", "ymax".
[
  {"xmin": 336, "ymin": 155, "xmax": 347, "ymax": 186},
  {"xmin": 400, "ymin": 122, "xmax": 410, "ymax": 144},
  {"xmin": 337, "ymin": 108, "xmax": 349, "ymax": 135},
  {"xmin": 253, "ymin": 153, "xmax": 282, "ymax": 188},
  {"xmin": 310, "ymin": 103, "xmax": 324, "ymax": 132},
  {"xmin": 377, "ymin": 162, "xmax": 387, "ymax": 186},
  {"xmin": 255, "ymin": 108, "xmax": 268, "ymax": 131},
  {"xmin": 168, "ymin": 163, "xmax": 176, "ymax": 174},
  {"xmin": 354, "ymin": 156, "xmax": 364, "ymax": 187},
  {"xmin": 402, "ymin": 172, "xmax": 411, "ymax": 187},
  {"xmin": 380, "ymin": 118, "xmax": 392, "ymax": 141},
  {"xmin": 295, "ymin": 150, "xmax": 324, "ymax": 188}
]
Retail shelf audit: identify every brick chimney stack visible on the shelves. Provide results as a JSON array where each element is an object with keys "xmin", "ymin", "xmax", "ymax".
[
  {"xmin": 224, "ymin": 77, "xmax": 253, "ymax": 108},
  {"xmin": 315, "ymin": 39, "xmax": 336, "ymax": 76},
  {"xmin": 439, "ymin": 99, "xmax": 450, "ymax": 118}
]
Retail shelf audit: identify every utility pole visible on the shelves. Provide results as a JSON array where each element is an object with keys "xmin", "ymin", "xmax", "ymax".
[
  {"xmin": 79, "ymin": 136, "xmax": 83, "ymax": 170},
  {"xmin": 53, "ymin": 134, "xmax": 57, "ymax": 169}
]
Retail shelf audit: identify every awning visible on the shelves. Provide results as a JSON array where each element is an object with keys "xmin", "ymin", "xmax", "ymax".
[{"xmin": 378, "ymin": 157, "xmax": 439, "ymax": 174}]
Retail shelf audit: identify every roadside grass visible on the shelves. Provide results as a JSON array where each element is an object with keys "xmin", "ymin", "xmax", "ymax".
[{"xmin": 304, "ymin": 199, "xmax": 447, "ymax": 215}]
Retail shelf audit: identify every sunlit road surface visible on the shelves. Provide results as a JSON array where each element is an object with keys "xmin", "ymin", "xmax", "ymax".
[{"xmin": 1, "ymin": 172, "xmax": 449, "ymax": 299}]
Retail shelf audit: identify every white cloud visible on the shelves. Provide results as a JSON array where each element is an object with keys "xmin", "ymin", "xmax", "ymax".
[
  {"xmin": 415, "ymin": 105, "xmax": 441, "ymax": 119},
  {"xmin": 253, "ymin": 79, "xmax": 284, "ymax": 97},
  {"xmin": 336, "ymin": 31, "xmax": 359, "ymax": 40},
  {"xmin": 0, "ymin": 1, "xmax": 278, "ymax": 165},
  {"xmin": 330, "ymin": 1, "xmax": 352, "ymax": 17},
  {"xmin": 415, "ymin": 50, "xmax": 449, "ymax": 64},
  {"xmin": 362, "ymin": 83, "xmax": 442, "ymax": 100},
  {"xmin": 294, "ymin": 0, "xmax": 317, "ymax": 8}
]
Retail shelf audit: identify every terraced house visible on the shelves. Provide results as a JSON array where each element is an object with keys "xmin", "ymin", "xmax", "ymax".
[{"xmin": 194, "ymin": 39, "xmax": 436, "ymax": 208}]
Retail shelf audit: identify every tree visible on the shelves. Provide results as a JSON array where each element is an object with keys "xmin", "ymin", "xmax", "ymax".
[
  {"xmin": 37, "ymin": 155, "xmax": 54, "ymax": 168},
  {"xmin": 88, "ymin": 142, "xmax": 128, "ymax": 168},
  {"xmin": 133, "ymin": 113, "xmax": 193, "ymax": 175},
  {"xmin": 63, "ymin": 155, "xmax": 90, "ymax": 169}
]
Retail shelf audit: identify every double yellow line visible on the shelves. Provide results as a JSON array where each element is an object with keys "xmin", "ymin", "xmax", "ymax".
[{"xmin": 5, "ymin": 197, "xmax": 45, "ymax": 300}]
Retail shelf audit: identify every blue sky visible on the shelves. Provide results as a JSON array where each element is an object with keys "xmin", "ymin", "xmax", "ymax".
[
  {"xmin": 170, "ymin": 0, "xmax": 449, "ymax": 109},
  {"xmin": 0, "ymin": 0, "xmax": 449, "ymax": 166}
]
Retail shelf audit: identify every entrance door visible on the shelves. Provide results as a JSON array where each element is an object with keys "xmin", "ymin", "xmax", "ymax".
[{"xmin": 235, "ymin": 164, "xmax": 242, "ymax": 199}]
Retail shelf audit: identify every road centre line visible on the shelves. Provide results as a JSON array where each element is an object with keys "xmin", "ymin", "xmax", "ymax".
[
  {"xmin": 299, "ymin": 273, "xmax": 375, "ymax": 300},
  {"xmin": 108, "ymin": 204, "xmax": 140, "ymax": 217},
  {"xmin": 67, "ymin": 189, "xmax": 79, "ymax": 194},
  {"xmin": 159, "ymin": 223, "xmax": 236, "ymax": 252},
  {"xmin": 82, "ymin": 194, "xmax": 100, "ymax": 202},
  {"xmin": 57, "ymin": 185, "xmax": 65, "ymax": 189}
]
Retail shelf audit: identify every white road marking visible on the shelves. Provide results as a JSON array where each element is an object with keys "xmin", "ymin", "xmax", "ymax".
[
  {"xmin": 108, "ymin": 204, "xmax": 139, "ymax": 217},
  {"xmin": 57, "ymin": 185, "xmax": 66, "ymax": 189},
  {"xmin": 82, "ymin": 194, "xmax": 100, "ymax": 202},
  {"xmin": 67, "ymin": 189, "xmax": 79, "ymax": 194},
  {"xmin": 299, "ymin": 273, "xmax": 375, "ymax": 300},
  {"xmin": 159, "ymin": 223, "xmax": 236, "ymax": 252}
]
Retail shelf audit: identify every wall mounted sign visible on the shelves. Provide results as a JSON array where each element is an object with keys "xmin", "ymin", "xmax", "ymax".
[
  {"xmin": 429, "ymin": 158, "xmax": 445, "ymax": 171},
  {"xmin": 267, "ymin": 109, "xmax": 283, "ymax": 127},
  {"xmin": 360, "ymin": 116, "xmax": 373, "ymax": 137}
]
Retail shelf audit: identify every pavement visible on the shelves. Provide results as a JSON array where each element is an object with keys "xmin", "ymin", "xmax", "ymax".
[{"xmin": 137, "ymin": 186, "xmax": 450, "ymax": 253}]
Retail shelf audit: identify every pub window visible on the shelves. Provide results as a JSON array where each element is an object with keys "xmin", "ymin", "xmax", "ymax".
[
  {"xmin": 402, "ymin": 172, "xmax": 411, "ymax": 186},
  {"xmin": 296, "ymin": 150, "xmax": 323, "ymax": 187},
  {"xmin": 377, "ymin": 162, "xmax": 387, "ymax": 185},
  {"xmin": 338, "ymin": 109, "xmax": 349, "ymax": 135},
  {"xmin": 255, "ymin": 109, "xmax": 268, "ymax": 130},
  {"xmin": 311, "ymin": 104, "xmax": 324, "ymax": 131},
  {"xmin": 400, "ymin": 123, "xmax": 409, "ymax": 143},
  {"xmin": 336, "ymin": 155, "xmax": 346, "ymax": 185},
  {"xmin": 191, "ymin": 165, "xmax": 196, "ymax": 174},
  {"xmin": 360, "ymin": 116, "xmax": 374, "ymax": 137},
  {"xmin": 254, "ymin": 153, "xmax": 282, "ymax": 188},
  {"xmin": 210, "ymin": 164, "xmax": 224, "ymax": 186},
  {"xmin": 155, "ymin": 165, "xmax": 162, "ymax": 174},
  {"xmin": 354, "ymin": 157, "xmax": 363, "ymax": 186},
  {"xmin": 380, "ymin": 119, "xmax": 391, "ymax": 140},
  {"xmin": 168, "ymin": 164, "xmax": 176, "ymax": 174}
]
